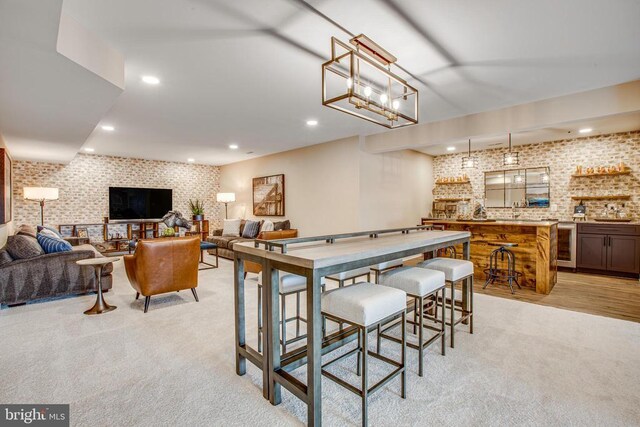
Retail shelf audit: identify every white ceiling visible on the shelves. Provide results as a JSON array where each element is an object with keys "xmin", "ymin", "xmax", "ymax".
[
  {"xmin": 418, "ymin": 112, "xmax": 640, "ymax": 156},
  {"xmin": 0, "ymin": 0, "xmax": 123, "ymax": 162},
  {"xmin": 2, "ymin": 0, "xmax": 640, "ymax": 164}
]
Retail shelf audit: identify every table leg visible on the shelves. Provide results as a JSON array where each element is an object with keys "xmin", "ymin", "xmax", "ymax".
[
  {"xmin": 234, "ymin": 257, "xmax": 246, "ymax": 376},
  {"xmin": 84, "ymin": 266, "xmax": 116, "ymax": 315},
  {"xmin": 267, "ymin": 265, "xmax": 282, "ymax": 405},
  {"xmin": 306, "ymin": 270, "xmax": 323, "ymax": 426},
  {"xmin": 462, "ymin": 240, "xmax": 470, "ymax": 325}
]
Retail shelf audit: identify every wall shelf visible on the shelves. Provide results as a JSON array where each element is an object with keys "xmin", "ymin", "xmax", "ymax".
[
  {"xmin": 571, "ymin": 170, "xmax": 631, "ymax": 178},
  {"xmin": 434, "ymin": 198, "xmax": 471, "ymax": 202},
  {"xmin": 435, "ymin": 180, "xmax": 471, "ymax": 185},
  {"xmin": 571, "ymin": 195, "xmax": 631, "ymax": 201}
]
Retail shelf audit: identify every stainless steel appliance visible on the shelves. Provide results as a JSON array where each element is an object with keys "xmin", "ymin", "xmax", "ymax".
[{"xmin": 558, "ymin": 222, "xmax": 577, "ymax": 268}]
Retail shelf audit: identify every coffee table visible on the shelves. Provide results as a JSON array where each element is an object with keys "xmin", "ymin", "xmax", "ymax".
[{"xmin": 76, "ymin": 257, "xmax": 119, "ymax": 315}]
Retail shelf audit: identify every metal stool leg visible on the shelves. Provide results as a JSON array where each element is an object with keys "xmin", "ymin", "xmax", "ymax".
[
  {"xmin": 257, "ymin": 284, "xmax": 262, "ymax": 353},
  {"xmin": 450, "ymin": 280, "xmax": 455, "ymax": 348},
  {"xmin": 505, "ymin": 249, "xmax": 515, "ymax": 294},
  {"xmin": 295, "ymin": 291, "xmax": 301, "ymax": 336},
  {"xmin": 361, "ymin": 327, "xmax": 369, "ymax": 427},
  {"xmin": 281, "ymin": 294, "xmax": 287, "ymax": 354},
  {"xmin": 418, "ymin": 295, "xmax": 425, "ymax": 377},
  {"xmin": 440, "ymin": 287, "xmax": 446, "ymax": 355}
]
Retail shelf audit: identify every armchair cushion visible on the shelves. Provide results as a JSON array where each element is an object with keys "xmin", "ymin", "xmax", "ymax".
[
  {"xmin": 222, "ymin": 219, "xmax": 242, "ymax": 237},
  {"xmin": 241, "ymin": 220, "xmax": 261, "ymax": 239},
  {"xmin": 6, "ymin": 235, "xmax": 44, "ymax": 260},
  {"xmin": 37, "ymin": 233, "xmax": 73, "ymax": 254},
  {"xmin": 16, "ymin": 224, "xmax": 37, "ymax": 238}
]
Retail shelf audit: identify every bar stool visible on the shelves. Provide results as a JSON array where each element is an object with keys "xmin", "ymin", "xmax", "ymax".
[
  {"xmin": 321, "ymin": 283, "xmax": 407, "ymax": 427},
  {"xmin": 325, "ymin": 266, "xmax": 372, "ymax": 288},
  {"xmin": 416, "ymin": 257, "xmax": 474, "ymax": 348},
  {"xmin": 256, "ymin": 273, "xmax": 325, "ymax": 353},
  {"xmin": 370, "ymin": 259, "xmax": 404, "ymax": 283},
  {"xmin": 378, "ymin": 267, "xmax": 446, "ymax": 376},
  {"xmin": 325, "ymin": 266, "xmax": 372, "ymax": 332},
  {"xmin": 483, "ymin": 242, "xmax": 522, "ymax": 294}
]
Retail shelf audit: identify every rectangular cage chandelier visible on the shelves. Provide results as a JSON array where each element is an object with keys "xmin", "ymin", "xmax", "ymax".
[{"xmin": 322, "ymin": 35, "xmax": 419, "ymax": 129}]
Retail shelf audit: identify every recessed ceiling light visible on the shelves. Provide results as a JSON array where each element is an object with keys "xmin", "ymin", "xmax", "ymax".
[
  {"xmin": 187, "ymin": 158, "xmax": 195, "ymax": 162},
  {"xmin": 84, "ymin": 148, "xmax": 95, "ymax": 152},
  {"xmin": 446, "ymin": 146, "xmax": 456, "ymax": 151},
  {"xmin": 229, "ymin": 144, "xmax": 239, "ymax": 150},
  {"xmin": 306, "ymin": 120, "xmax": 318, "ymax": 126},
  {"xmin": 579, "ymin": 128, "xmax": 592, "ymax": 134},
  {"xmin": 141, "ymin": 75, "xmax": 160, "ymax": 85},
  {"xmin": 101, "ymin": 125, "xmax": 115, "ymax": 131}
]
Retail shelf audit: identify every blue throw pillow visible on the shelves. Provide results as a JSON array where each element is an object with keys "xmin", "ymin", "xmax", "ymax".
[
  {"xmin": 37, "ymin": 233, "xmax": 72, "ymax": 254},
  {"xmin": 241, "ymin": 220, "xmax": 261, "ymax": 239},
  {"xmin": 37, "ymin": 225, "xmax": 63, "ymax": 239}
]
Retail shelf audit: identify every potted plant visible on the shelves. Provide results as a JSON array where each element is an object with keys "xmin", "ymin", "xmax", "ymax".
[{"xmin": 189, "ymin": 199, "xmax": 205, "ymax": 221}]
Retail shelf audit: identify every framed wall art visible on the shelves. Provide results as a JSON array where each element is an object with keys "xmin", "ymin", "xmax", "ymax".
[
  {"xmin": 252, "ymin": 174, "xmax": 285, "ymax": 216},
  {"xmin": 0, "ymin": 148, "xmax": 12, "ymax": 224}
]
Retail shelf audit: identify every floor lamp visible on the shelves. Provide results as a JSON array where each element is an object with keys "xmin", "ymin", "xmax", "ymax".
[
  {"xmin": 216, "ymin": 192, "xmax": 235, "ymax": 219},
  {"xmin": 24, "ymin": 187, "xmax": 59, "ymax": 226}
]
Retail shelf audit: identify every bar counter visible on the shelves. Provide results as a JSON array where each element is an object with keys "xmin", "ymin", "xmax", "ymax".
[{"xmin": 422, "ymin": 219, "xmax": 558, "ymax": 294}]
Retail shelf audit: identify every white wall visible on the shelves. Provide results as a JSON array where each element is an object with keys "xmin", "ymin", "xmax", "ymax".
[
  {"xmin": 358, "ymin": 145, "xmax": 434, "ymax": 230},
  {"xmin": 219, "ymin": 135, "xmax": 433, "ymax": 236}
]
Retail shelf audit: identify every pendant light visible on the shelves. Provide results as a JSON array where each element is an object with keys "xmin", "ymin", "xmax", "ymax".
[
  {"xmin": 461, "ymin": 139, "xmax": 478, "ymax": 169},
  {"xmin": 503, "ymin": 133, "xmax": 520, "ymax": 166}
]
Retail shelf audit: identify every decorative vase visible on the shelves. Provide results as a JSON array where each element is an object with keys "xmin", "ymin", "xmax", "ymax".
[{"xmin": 193, "ymin": 214, "xmax": 204, "ymax": 221}]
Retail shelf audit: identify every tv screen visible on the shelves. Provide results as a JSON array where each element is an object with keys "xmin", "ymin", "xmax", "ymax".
[{"xmin": 109, "ymin": 187, "xmax": 172, "ymax": 220}]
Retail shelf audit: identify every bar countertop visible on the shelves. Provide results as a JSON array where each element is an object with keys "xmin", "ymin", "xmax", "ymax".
[
  {"xmin": 422, "ymin": 219, "xmax": 558, "ymax": 227},
  {"xmin": 234, "ymin": 229, "xmax": 471, "ymax": 269}
]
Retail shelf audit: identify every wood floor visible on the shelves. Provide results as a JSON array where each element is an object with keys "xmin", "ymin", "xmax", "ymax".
[
  {"xmin": 405, "ymin": 257, "xmax": 640, "ymax": 323},
  {"xmin": 476, "ymin": 271, "xmax": 640, "ymax": 323}
]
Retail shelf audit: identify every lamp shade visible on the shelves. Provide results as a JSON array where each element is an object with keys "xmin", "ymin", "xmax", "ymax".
[
  {"xmin": 24, "ymin": 187, "xmax": 59, "ymax": 201},
  {"xmin": 216, "ymin": 192, "xmax": 235, "ymax": 203}
]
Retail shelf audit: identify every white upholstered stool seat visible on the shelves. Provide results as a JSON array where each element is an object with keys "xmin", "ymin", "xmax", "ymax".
[
  {"xmin": 371, "ymin": 259, "xmax": 404, "ymax": 271},
  {"xmin": 327, "ymin": 266, "xmax": 372, "ymax": 281},
  {"xmin": 258, "ymin": 273, "xmax": 325, "ymax": 294},
  {"xmin": 379, "ymin": 266, "xmax": 446, "ymax": 297},
  {"xmin": 417, "ymin": 257, "xmax": 474, "ymax": 282},
  {"xmin": 322, "ymin": 282, "xmax": 406, "ymax": 327}
]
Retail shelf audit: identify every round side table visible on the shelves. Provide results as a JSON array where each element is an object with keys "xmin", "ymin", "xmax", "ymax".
[{"xmin": 76, "ymin": 257, "xmax": 119, "ymax": 315}]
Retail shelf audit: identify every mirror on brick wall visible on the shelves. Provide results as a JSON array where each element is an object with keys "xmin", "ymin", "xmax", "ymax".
[{"xmin": 485, "ymin": 167, "xmax": 550, "ymax": 208}]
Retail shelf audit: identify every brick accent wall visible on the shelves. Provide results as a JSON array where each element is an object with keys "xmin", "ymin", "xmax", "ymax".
[
  {"xmin": 13, "ymin": 154, "xmax": 221, "ymax": 241},
  {"xmin": 433, "ymin": 131, "xmax": 640, "ymax": 220}
]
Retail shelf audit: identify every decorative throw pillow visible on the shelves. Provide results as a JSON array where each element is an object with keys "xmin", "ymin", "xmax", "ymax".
[
  {"xmin": 242, "ymin": 220, "xmax": 261, "ymax": 239},
  {"xmin": 16, "ymin": 224, "xmax": 37, "ymax": 238},
  {"xmin": 5, "ymin": 235, "xmax": 45, "ymax": 259},
  {"xmin": 274, "ymin": 220, "xmax": 291, "ymax": 231},
  {"xmin": 36, "ymin": 233, "xmax": 73, "ymax": 254},
  {"xmin": 222, "ymin": 219, "xmax": 242, "ymax": 237},
  {"xmin": 37, "ymin": 225, "xmax": 63, "ymax": 239},
  {"xmin": 0, "ymin": 249, "xmax": 13, "ymax": 267},
  {"xmin": 260, "ymin": 220, "xmax": 274, "ymax": 233}
]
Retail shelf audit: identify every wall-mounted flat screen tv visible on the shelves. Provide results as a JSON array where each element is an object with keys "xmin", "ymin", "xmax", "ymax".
[{"xmin": 109, "ymin": 187, "xmax": 172, "ymax": 220}]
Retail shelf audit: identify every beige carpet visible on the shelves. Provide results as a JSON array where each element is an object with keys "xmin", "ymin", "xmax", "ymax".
[{"xmin": 1, "ymin": 253, "xmax": 639, "ymax": 426}]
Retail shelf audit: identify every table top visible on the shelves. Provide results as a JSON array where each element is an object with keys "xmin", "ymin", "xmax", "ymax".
[
  {"xmin": 76, "ymin": 257, "xmax": 119, "ymax": 266},
  {"xmin": 423, "ymin": 219, "xmax": 558, "ymax": 227},
  {"xmin": 234, "ymin": 230, "xmax": 470, "ymax": 270}
]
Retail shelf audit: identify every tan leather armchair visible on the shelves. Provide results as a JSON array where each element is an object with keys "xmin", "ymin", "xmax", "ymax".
[
  {"xmin": 124, "ymin": 236, "xmax": 200, "ymax": 313},
  {"xmin": 244, "ymin": 229, "xmax": 299, "ymax": 276}
]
